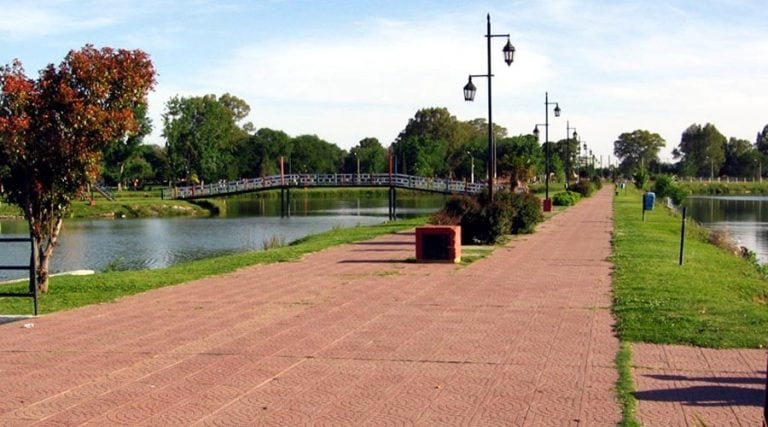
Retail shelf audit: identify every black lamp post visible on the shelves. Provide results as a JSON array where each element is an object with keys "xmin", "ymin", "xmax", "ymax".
[
  {"xmin": 466, "ymin": 151, "xmax": 475, "ymax": 184},
  {"xmin": 353, "ymin": 152, "xmax": 360, "ymax": 184},
  {"xmin": 532, "ymin": 92, "xmax": 560, "ymax": 211},
  {"xmin": 566, "ymin": 122, "xmax": 577, "ymax": 188},
  {"xmin": 463, "ymin": 13, "xmax": 515, "ymax": 202}
]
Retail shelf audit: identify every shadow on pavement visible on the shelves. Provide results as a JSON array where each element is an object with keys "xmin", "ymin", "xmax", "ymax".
[{"xmin": 635, "ymin": 373, "xmax": 765, "ymax": 407}]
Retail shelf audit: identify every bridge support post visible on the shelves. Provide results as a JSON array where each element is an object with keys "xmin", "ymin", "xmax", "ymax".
[
  {"xmin": 388, "ymin": 186, "xmax": 397, "ymax": 221},
  {"xmin": 280, "ymin": 186, "xmax": 291, "ymax": 218}
]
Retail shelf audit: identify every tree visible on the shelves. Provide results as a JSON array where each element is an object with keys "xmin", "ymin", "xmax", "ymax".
[
  {"xmin": 235, "ymin": 127, "xmax": 292, "ymax": 177},
  {"xmin": 673, "ymin": 123, "xmax": 726, "ymax": 177},
  {"xmin": 755, "ymin": 124, "xmax": 768, "ymax": 156},
  {"xmin": 554, "ymin": 137, "xmax": 580, "ymax": 181},
  {"xmin": 163, "ymin": 94, "xmax": 249, "ymax": 183},
  {"xmin": 497, "ymin": 135, "xmax": 543, "ymax": 184},
  {"xmin": 290, "ymin": 134, "xmax": 343, "ymax": 173},
  {"xmin": 101, "ymin": 103, "xmax": 152, "ymax": 190},
  {"xmin": 455, "ymin": 118, "xmax": 507, "ymax": 179},
  {"xmin": 136, "ymin": 144, "xmax": 169, "ymax": 184},
  {"xmin": 613, "ymin": 130, "xmax": 666, "ymax": 175},
  {"xmin": 0, "ymin": 46, "xmax": 155, "ymax": 292},
  {"xmin": 395, "ymin": 107, "xmax": 462, "ymax": 176},
  {"xmin": 723, "ymin": 137, "xmax": 759, "ymax": 178},
  {"xmin": 344, "ymin": 137, "xmax": 387, "ymax": 174}
]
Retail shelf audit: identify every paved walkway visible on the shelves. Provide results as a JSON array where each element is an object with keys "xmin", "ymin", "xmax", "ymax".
[
  {"xmin": 2, "ymin": 186, "xmax": 761, "ymax": 425},
  {"xmin": 632, "ymin": 343, "xmax": 765, "ymax": 425},
  {"xmin": 0, "ymin": 187, "xmax": 618, "ymax": 425}
]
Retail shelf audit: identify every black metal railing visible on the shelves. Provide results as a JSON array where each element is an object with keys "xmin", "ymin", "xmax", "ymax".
[{"xmin": 0, "ymin": 236, "xmax": 39, "ymax": 315}]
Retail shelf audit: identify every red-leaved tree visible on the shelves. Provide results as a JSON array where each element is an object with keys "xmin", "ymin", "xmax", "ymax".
[{"xmin": 0, "ymin": 45, "xmax": 156, "ymax": 292}]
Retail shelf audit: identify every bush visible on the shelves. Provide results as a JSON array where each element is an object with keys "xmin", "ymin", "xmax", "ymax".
[
  {"xmin": 430, "ymin": 194, "xmax": 477, "ymax": 225},
  {"xmin": 570, "ymin": 180, "xmax": 595, "ymax": 197},
  {"xmin": 431, "ymin": 190, "xmax": 543, "ymax": 244},
  {"xmin": 553, "ymin": 190, "xmax": 581, "ymax": 206},
  {"xmin": 634, "ymin": 169, "xmax": 649, "ymax": 189},
  {"xmin": 499, "ymin": 191, "xmax": 543, "ymax": 234},
  {"xmin": 652, "ymin": 175, "xmax": 688, "ymax": 205},
  {"xmin": 590, "ymin": 175, "xmax": 603, "ymax": 190}
]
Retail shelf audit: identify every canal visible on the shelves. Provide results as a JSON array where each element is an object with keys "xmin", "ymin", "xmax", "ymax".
[
  {"xmin": 683, "ymin": 195, "xmax": 768, "ymax": 263},
  {"xmin": 0, "ymin": 193, "xmax": 446, "ymax": 281}
]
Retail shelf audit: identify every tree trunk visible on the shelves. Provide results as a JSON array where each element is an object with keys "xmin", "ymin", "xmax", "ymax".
[
  {"xmin": 34, "ymin": 216, "xmax": 63, "ymax": 294},
  {"xmin": 117, "ymin": 162, "xmax": 125, "ymax": 192}
]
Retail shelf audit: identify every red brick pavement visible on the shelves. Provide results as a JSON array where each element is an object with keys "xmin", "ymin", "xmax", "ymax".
[
  {"xmin": 0, "ymin": 188, "xmax": 621, "ymax": 426},
  {"xmin": 632, "ymin": 343, "xmax": 765, "ymax": 425}
]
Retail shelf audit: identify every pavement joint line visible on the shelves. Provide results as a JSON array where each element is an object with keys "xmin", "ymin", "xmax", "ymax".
[
  {"xmin": 271, "ymin": 354, "xmax": 505, "ymax": 366},
  {"xmin": 191, "ymin": 357, "xmax": 309, "ymax": 426},
  {"xmin": 269, "ymin": 354, "xmax": 627, "ymax": 370}
]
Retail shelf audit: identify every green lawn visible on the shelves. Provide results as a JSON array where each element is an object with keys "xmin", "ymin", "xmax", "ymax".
[{"xmin": 612, "ymin": 188, "xmax": 768, "ymax": 348}]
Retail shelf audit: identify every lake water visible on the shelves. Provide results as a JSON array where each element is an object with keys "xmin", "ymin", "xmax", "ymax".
[
  {"xmin": 0, "ymin": 193, "xmax": 446, "ymax": 281},
  {"xmin": 683, "ymin": 195, "xmax": 768, "ymax": 263}
]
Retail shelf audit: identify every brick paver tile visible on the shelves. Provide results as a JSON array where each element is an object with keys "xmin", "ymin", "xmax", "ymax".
[
  {"xmin": 1, "ymin": 187, "xmax": 621, "ymax": 425},
  {"xmin": 633, "ymin": 344, "xmax": 766, "ymax": 425}
]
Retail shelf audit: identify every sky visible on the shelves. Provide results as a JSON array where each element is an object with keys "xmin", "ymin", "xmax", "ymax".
[{"xmin": 1, "ymin": 0, "xmax": 767, "ymax": 166}]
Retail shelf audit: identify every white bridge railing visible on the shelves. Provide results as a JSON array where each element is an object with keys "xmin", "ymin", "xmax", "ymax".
[{"xmin": 163, "ymin": 173, "xmax": 487, "ymax": 200}]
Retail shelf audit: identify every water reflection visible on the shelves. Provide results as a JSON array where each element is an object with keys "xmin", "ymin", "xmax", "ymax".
[
  {"xmin": 0, "ymin": 193, "xmax": 444, "ymax": 281},
  {"xmin": 683, "ymin": 196, "xmax": 768, "ymax": 263}
]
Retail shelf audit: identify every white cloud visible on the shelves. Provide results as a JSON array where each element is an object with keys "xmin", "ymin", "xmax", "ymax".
[
  {"xmin": 21, "ymin": 0, "xmax": 763, "ymax": 161},
  {"xmin": 0, "ymin": 3, "xmax": 114, "ymax": 39},
  {"xmin": 164, "ymin": 13, "xmax": 552, "ymax": 149}
]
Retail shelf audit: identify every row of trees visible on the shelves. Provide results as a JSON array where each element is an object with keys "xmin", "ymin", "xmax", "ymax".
[
  {"xmin": 614, "ymin": 124, "xmax": 768, "ymax": 179},
  {"xmin": 4, "ymin": 45, "xmax": 763, "ymax": 295},
  {"xmin": 110, "ymin": 99, "xmax": 595, "ymax": 189}
]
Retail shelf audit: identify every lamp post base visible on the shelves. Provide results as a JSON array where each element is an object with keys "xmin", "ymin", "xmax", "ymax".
[{"xmin": 543, "ymin": 198, "xmax": 553, "ymax": 212}]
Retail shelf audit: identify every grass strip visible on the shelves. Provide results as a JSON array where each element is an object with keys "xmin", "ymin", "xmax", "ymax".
[
  {"xmin": 615, "ymin": 342, "xmax": 640, "ymax": 427},
  {"xmin": 0, "ymin": 217, "xmax": 428, "ymax": 316},
  {"xmin": 612, "ymin": 188, "xmax": 768, "ymax": 348}
]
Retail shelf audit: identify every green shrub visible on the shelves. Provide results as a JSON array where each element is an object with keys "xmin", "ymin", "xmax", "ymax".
[
  {"xmin": 633, "ymin": 169, "xmax": 649, "ymax": 189},
  {"xmin": 430, "ymin": 194, "xmax": 478, "ymax": 225},
  {"xmin": 570, "ymin": 180, "xmax": 595, "ymax": 197},
  {"xmin": 432, "ymin": 190, "xmax": 543, "ymax": 244},
  {"xmin": 651, "ymin": 175, "xmax": 688, "ymax": 205},
  {"xmin": 499, "ymin": 191, "xmax": 543, "ymax": 234},
  {"xmin": 553, "ymin": 191, "xmax": 581, "ymax": 206},
  {"xmin": 590, "ymin": 175, "xmax": 603, "ymax": 190}
]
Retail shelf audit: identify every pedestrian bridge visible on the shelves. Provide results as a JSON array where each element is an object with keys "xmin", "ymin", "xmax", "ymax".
[{"xmin": 162, "ymin": 173, "xmax": 486, "ymax": 200}]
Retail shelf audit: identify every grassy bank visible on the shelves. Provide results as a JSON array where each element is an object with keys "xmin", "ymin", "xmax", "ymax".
[
  {"xmin": 612, "ymin": 188, "xmax": 768, "ymax": 348},
  {"xmin": 678, "ymin": 180, "xmax": 768, "ymax": 195},
  {"xmin": 0, "ymin": 217, "xmax": 428, "ymax": 316},
  {"xmin": 1, "ymin": 189, "xmax": 208, "ymax": 219},
  {"xmin": 2, "ymin": 187, "xmax": 447, "ymax": 220}
]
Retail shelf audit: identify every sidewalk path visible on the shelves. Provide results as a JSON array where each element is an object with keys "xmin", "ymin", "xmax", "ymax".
[
  {"xmin": 632, "ymin": 343, "xmax": 765, "ymax": 425},
  {"xmin": 0, "ymin": 188, "xmax": 620, "ymax": 426}
]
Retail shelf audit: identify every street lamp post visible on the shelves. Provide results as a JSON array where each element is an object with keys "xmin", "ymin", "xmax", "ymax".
[
  {"xmin": 463, "ymin": 13, "xmax": 515, "ymax": 202},
  {"xmin": 566, "ymin": 122, "xmax": 577, "ymax": 189},
  {"xmin": 353, "ymin": 152, "xmax": 360, "ymax": 184},
  {"xmin": 466, "ymin": 151, "xmax": 475, "ymax": 184},
  {"xmin": 532, "ymin": 92, "xmax": 560, "ymax": 211},
  {"xmin": 532, "ymin": 123, "xmax": 546, "ymax": 189}
]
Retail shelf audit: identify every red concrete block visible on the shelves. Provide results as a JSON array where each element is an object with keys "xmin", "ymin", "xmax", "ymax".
[{"xmin": 415, "ymin": 226, "xmax": 461, "ymax": 263}]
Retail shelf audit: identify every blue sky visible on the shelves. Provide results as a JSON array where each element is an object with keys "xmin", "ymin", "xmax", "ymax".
[{"xmin": 2, "ymin": 0, "xmax": 766, "ymax": 165}]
